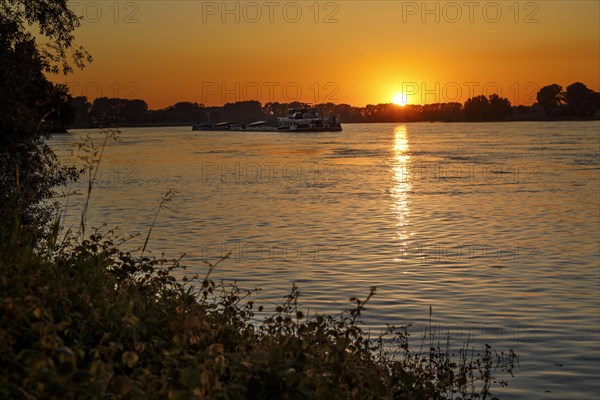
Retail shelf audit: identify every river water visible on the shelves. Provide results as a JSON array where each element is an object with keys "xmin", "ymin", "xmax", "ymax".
[{"xmin": 51, "ymin": 121, "xmax": 600, "ymax": 399}]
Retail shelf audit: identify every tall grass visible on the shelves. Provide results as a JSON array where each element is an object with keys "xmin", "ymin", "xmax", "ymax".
[
  {"xmin": 75, "ymin": 130, "xmax": 119, "ymax": 238},
  {"xmin": 0, "ymin": 132, "xmax": 517, "ymax": 399}
]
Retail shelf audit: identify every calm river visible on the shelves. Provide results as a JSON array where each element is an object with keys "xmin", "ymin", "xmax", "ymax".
[{"xmin": 51, "ymin": 122, "xmax": 599, "ymax": 399}]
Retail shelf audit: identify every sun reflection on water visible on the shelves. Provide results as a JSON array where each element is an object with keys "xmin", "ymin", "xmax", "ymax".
[{"xmin": 391, "ymin": 125, "xmax": 412, "ymax": 256}]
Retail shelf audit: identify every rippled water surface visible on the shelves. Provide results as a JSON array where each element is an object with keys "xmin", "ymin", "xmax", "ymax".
[{"xmin": 52, "ymin": 122, "xmax": 600, "ymax": 399}]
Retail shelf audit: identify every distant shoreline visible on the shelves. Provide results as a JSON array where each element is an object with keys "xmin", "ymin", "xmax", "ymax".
[
  {"xmin": 62, "ymin": 116, "xmax": 599, "ymax": 131},
  {"xmin": 66, "ymin": 85, "xmax": 600, "ymax": 130}
]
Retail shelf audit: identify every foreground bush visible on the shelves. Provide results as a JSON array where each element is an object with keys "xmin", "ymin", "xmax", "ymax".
[{"xmin": 0, "ymin": 221, "xmax": 516, "ymax": 399}]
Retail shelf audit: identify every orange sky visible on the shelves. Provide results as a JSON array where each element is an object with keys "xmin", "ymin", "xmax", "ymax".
[{"xmin": 51, "ymin": 0, "xmax": 600, "ymax": 109}]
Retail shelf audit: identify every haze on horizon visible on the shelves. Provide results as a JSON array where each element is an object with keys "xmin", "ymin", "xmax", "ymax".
[{"xmin": 52, "ymin": 0, "xmax": 600, "ymax": 109}]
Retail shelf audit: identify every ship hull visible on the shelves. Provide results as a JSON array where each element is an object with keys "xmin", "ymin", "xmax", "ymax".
[{"xmin": 192, "ymin": 125, "xmax": 342, "ymax": 132}]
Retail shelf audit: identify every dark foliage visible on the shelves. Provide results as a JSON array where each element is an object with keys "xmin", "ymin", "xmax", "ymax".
[
  {"xmin": 565, "ymin": 82, "xmax": 597, "ymax": 117},
  {"xmin": 463, "ymin": 95, "xmax": 512, "ymax": 122},
  {"xmin": 0, "ymin": 5, "xmax": 83, "ymax": 237},
  {"xmin": 536, "ymin": 84, "xmax": 565, "ymax": 117},
  {"xmin": 0, "ymin": 221, "xmax": 517, "ymax": 399}
]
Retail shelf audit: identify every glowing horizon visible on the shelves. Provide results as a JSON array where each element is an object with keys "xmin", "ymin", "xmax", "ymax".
[
  {"xmin": 50, "ymin": 1, "xmax": 599, "ymax": 109},
  {"xmin": 392, "ymin": 93, "xmax": 409, "ymax": 106}
]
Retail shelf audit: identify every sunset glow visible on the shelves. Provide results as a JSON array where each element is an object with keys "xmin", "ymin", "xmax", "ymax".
[{"xmin": 51, "ymin": 1, "xmax": 600, "ymax": 108}]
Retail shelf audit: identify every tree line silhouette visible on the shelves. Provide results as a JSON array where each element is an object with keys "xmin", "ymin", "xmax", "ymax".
[{"xmin": 67, "ymin": 82, "xmax": 599, "ymax": 129}]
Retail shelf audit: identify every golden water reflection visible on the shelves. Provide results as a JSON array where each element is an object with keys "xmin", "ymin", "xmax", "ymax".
[{"xmin": 391, "ymin": 125, "xmax": 412, "ymax": 257}]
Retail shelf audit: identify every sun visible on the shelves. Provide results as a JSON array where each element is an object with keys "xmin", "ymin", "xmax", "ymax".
[{"xmin": 392, "ymin": 93, "xmax": 409, "ymax": 106}]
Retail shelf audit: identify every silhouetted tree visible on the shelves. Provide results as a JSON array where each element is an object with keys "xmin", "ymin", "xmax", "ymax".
[
  {"xmin": 122, "ymin": 99, "xmax": 149, "ymax": 124},
  {"xmin": 421, "ymin": 102, "xmax": 463, "ymax": 121},
  {"xmin": 222, "ymin": 100, "xmax": 266, "ymax": 122},
  {"xmin": 488, "ymin": 94, "xmax": 512, "ymax": 120},
  {"xmin": 0, "ymin": 1, "xmax": 88, "ymax": 235},
  {"xmin": 463, "ymin": 94, "xmax": 511, "ymax": 121},
  {"xmin": 86, "ymin": 98, "xmax": 149, "ymax": 126},
  {"xmin": 463, "ymin": 95, "xmax": 489, "ymax": 121},
  {"xmin": 44, "ymin": 83, "xmax": 76, "ymax": 132},
  {"xmin": 536, "ymin": 84, "xmax": 565, "ymax": 116},
  {"xmin": 165, "ymin": 102, "xmax": 204, "ymax": 123},
  {"xmin": 511, "ymin": 104, "xmax": 545, "ymax": 120},
  {"xmin": 71, "ymin": 96, "xmax": 92, "ymax": 126},
  {"xmin": 565, "ymin": 82, "xmax": 597, "ymax": 117},
  {"xmin": 566, "ymin": 82, "xmax": 591, "ymax": 106},
  {"xmin": 89, "ymin": 97, "xmax": 119, "ymax": 125}
]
